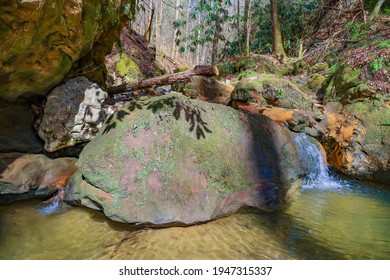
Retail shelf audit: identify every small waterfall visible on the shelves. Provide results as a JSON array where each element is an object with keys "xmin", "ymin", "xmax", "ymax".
[
  {"xmin": 39, "ymin": 189, "xmax": 64, "ymax": 215},
  {"xmin": 293, "ymin": 133, "xmax": 342, "ymax": 190}
]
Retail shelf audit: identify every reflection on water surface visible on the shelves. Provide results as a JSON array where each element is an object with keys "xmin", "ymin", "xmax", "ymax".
[{"xmin": 0, "ymin": 179, "xmax": 389, "ymax": 260}]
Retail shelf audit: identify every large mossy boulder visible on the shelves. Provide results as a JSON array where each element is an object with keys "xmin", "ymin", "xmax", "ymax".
[
  {"xmin": 65, "ymin": 93, "xmax": 309, "ymax": 225},
  {"xmin": 0, "ymin": 0, "xmax": 135, "ymax": 101},
  {"xmin": 231, "ymin": 75, "xmax": 318, "ymax": 112}
]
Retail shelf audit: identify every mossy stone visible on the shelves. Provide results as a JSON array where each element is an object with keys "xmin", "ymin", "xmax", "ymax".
[{"xmin": 66, "ymin": 93, "xmax": 309, "ymax": 225}]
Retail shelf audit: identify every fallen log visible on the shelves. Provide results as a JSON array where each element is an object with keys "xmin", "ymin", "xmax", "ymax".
[{"xmin": 108, "ymin": 65, "xmax": 219, "ymax": 95}]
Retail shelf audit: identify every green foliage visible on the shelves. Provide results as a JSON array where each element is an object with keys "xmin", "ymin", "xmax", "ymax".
[
  {"xmin": 370, "ymin": 57, "xmax": 384, "ymax": 74},
  {"xmin": 378, "ymin": 40, "xmax": 390, "ymax": 49},
  {"xmin": 241, "ymin": 0, "xmax": 320, "ymax": 57},
  {"xmin": 344, "ymin": 21, "xmax": 369, "ymax": 41},
  {"xmin": 237, "ymin": 70, "xmax": 258, "ymax": 80},
  {"xmin": 174, "ymin": 0, "xmax": 233, "ymax": 58}
]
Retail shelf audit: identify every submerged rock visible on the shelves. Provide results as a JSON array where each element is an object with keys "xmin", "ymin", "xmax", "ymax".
[
  {"xmin": 0, "ymin": 0, "xmax": 136, "ymax": 101},
  {"xmin": 65, "ymin": 93, "xmax": 308, "ymax": 226},
  {"xmin": 0, "ymin": 101, "xmax": 43, "ymax": 153},
  {"xmin": 0, "ymin": 153, "xmax": 77, "ymax": 203},
  {"xmin": 38, "ymin": 77, "xmax": 113, "ymax": 152}
]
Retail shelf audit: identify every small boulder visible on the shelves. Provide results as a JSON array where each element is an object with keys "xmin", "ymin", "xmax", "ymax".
[
  {"xmin": 38, "ymin": 77, "xmax": 113, "ymax": 152},
  {"xmin": 181, "ymin": 76, "xmax": 233, "ymax": 105},
  {"xmin": 0, "ymin": 153, "xmax": 77, "ymax": 203}
]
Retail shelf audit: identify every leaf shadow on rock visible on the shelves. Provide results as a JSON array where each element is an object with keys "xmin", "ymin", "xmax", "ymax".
[{"xmin": 102, "ymin": 95, "xmax": 212, "ymax": 140}]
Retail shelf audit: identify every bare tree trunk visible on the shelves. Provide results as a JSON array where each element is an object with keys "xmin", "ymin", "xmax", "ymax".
[
  {"xmin": 196, "ymin": 14, "xmax": 201, "ymax": 65},
  {"xmin": 359, "ymin": 0, "xmax": 366, "ymax": 23},
  {"xmin": 237, "ymin": 0, "xmax": 241, "ymax": 52},
  {"xmin": 244, "ymin": 0, "xmax": 252, "ymax": 56},
  {"xmin": 201, "ymin": 42, "xmax": 208, "ymax": 64},
  {"xmin": 243, "ymin": 0, "xmax": 248, "ymax": 51},
  {"xmin": 211, "ymin": 0, "xmax": 222, "ymax": 64},
  {"xmin": 144, "ymin": 0, "xmax": 155, "ymax": 42},
  {"xmin": 270, "ymin": 0, "xmax": 286, "ymax": 60},
  {"xmin": 108, "ymin": 66, "xmax": 219, "ymax": 94},
  {"xmin": 370, "ymin": 0, "xmax": 385, "ymax": 20},
  {"xmin": 184, "ymin": 4, "xmax": 191, "ymax": 50},
  {"xmin": 171, "ymin": 0, "xmax": 181, "ymax": 59}
]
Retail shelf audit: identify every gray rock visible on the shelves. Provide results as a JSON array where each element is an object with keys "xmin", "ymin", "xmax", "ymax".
[
  {"xmin": 305, "ymin": 127, "xmax": 319, "ymax": 138},
  {"xmin": 38, "ymin": 77, "xmax": 113, "ymax": 152}
]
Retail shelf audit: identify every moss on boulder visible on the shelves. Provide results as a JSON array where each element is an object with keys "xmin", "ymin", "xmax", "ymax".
[
  {"xmin": 300, "ymin": 73, "xmax": 327, "ymax": 96},
  {"xmin": 0, "ymin": 0, "xmax": 136, "ymax": 101},
  {"xmin": 231, "ymin": 75, "xmax": 318, "ymax": 112},
  {"xmin": 115, "ymin": 53, "xmax": 141, "ymax": 81},
  {"xmin": 65, "ymin": 93, "xmax": 311, "ymax": 225},
  {"xmin": 324, "ymin": 64, "xmax": 372, "ymax": 104}
]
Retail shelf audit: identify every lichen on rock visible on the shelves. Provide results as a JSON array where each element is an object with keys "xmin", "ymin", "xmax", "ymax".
[{"xmin": 38, "ymin": 77, "xmax": 113, "ymax": 152}]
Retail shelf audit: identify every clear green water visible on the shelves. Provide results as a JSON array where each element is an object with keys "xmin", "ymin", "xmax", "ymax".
[{"xmin": 0, "ymin": 179, "xmax": 389, "ymax": 260}]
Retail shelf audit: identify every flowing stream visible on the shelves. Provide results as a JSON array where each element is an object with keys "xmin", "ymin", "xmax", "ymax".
[{"xmin": 0, "ymin": 134, "xmax": 389, "ymax": 260}]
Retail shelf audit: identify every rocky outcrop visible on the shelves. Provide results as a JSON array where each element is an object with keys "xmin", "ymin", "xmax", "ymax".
[
  {"xmin": 65, "ymin": 93, "xmax": 310, "ymax": 226},
  {"xmin": 324, "ymin": 101, "xmax": 390, "ymax": 185},
  {"xmin": 38, "ymin": 77, "xmax": 113, "ymax": 152},
  {"xmin": 231, "ymin": 75, "xmax": 320, "ymax": 113},
  {"xmin": 180, "ymin": 76, "xmax": 233, "ymax": 105},
  {"xmin": 0, "ymin": 153, "xmax": 77, "ymax": 203},
  {"xmin": 230, "ymin": 75, "xmax": 325, "ymax": 134},
  {"xmin": 0, "ymin": 0, "xmax": 136, "ymax": 101},
  {"xmin": 106, "ymin": 28, "xmax": 163, "ymax": 87},
  {"xmin": 321, "ymin": 62, "xmax": 390, "ymax": 185},
  {"xmin": 0, "ymin": 101, "xmax": 43, "ymax": 153}
]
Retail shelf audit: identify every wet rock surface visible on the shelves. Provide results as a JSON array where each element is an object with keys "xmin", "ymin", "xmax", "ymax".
[{"xmin": 0, "ymin": 153, "xmax": 77, "ymax": 203}]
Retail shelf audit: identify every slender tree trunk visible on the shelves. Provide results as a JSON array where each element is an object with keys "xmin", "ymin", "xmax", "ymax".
[
  {"xmin": 237, "ymin": 0, "xmax": 241, "ymax": 52},
  {"xmin": 359, "ymin": 0, "xmax": 366, "ymax": 23},
  {"xmin": 245, "ymin": 0, "xmax": 252, "ymax": 57},
  {"xmin": 196, "ymin": 14, "xmax": 201, "ymax": 65},
  {"xmin": 369, "ymin": 0, "xmax": 385, "ymax": 20},
  {"xmin": 211, "ymin": 0, "xmax": 222, "ymax": 64},
  {"xmin": 243, "ymin": 0, "xmax": 248, "ymax": 50},
  {"xmin": 201, "ymin": 42, "xmax": 208, "ymax": 64},
  {"xmin": 270, "ymin": 0, "xmax": 286, "ymax": 59},
  {"xmin": 184, "ymin": 4, "xmax": 191, "ymax": 50},
  {"xmin": 144, "ymin": 0, "xmax": 155, "ymax": 42},
  {"xmin": 171, "ymin": 0, "xmax": 181, "ymax": 59}
]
